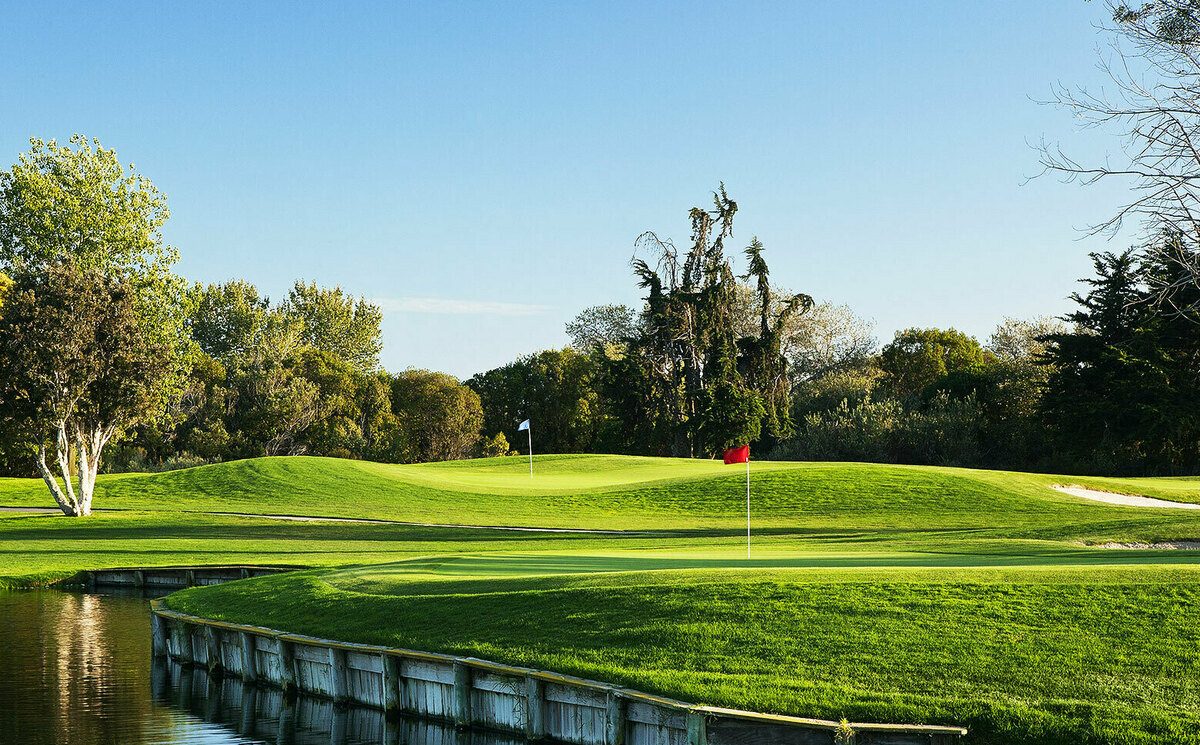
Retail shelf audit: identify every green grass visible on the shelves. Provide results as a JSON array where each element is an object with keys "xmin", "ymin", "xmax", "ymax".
[
  {"xmin": 4, "ymin": 453, "xmax": 1200, "ymax": 529},
  {"xmin": 5, "ymin": 454, "xmax": 1200, "ymax": 743},
  {"xmin": 170, "ymin": 560, "xmax": 1200, "ymax": 745}
]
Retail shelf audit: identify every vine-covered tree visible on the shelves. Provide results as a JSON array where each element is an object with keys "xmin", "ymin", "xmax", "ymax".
[{"xmin": 625, "ymin": 186, "xmax": 811, "ymax": 456}]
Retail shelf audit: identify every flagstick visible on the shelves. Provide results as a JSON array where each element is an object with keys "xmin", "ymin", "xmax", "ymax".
[
  {"xmin": 746, "ymin": 457, "xmax": 751, "ymax": 559},
  {"xmin": 527, "ymin": 424, "xmax": 533, "ymax": 479}
]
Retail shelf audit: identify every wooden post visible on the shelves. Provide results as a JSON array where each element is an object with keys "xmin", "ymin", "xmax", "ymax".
[
  {"xmin": 150, "ymin": 613, "xmax": 167, "ymax": 656},
  {"xmin": 278, "ymin": 639, "xmax": 297, "ymax": 694},
  {"xmin": 133, "ymin": 570, "xmax": 145, "ymax": 589},
  {"xmin": 240, "ymin": 567, "xmax": 250, "ymax": 579},
  {"xmin": 329, "ymin": 647, "xmax": 348, "ymax": 703},
  {"xmin": 525, "ymin": 675, "xmax": 544, "ymax": 741},
  {"xmin": 452, "ymin": 661, "xmax": 471, "ymax": 728},
  {"xmin": 240, "ymin": 632, "xmax": 257, "ymax": 683},
  {"xmin": 383, "ymin": 653, "xmax": 401, "ymax": 716},
  {"xmin": 606, "ymin": 691, "xmax": 626, "ymax": 745},
  {"xmin": 185, "ymin": 569, "xmax": 196, "ymax": 587},
  {"xmin": 205, "ymin": 626, "xmax": 223, "ymax": 676},
  {"xmin": 687, "ymin": 710, "xmax": 707, "ymax": 745},
  {"xmin": 172, "ymin": 622, "xmax": 194, "ymax": 666}
]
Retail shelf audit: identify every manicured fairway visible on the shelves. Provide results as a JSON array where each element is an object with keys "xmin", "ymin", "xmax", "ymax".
[
  {"xmin": 5, "ymin": 454, "xmax": 1200, "ymax": 744},
  {"xmin": 3, "ymin": 454, "xmax": 1200, "ymax": 530}
]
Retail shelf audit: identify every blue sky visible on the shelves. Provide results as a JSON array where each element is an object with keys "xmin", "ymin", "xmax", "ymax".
[{"xmin": 1, "ymin": 2, "xmax": 1137, "ymax": 378}]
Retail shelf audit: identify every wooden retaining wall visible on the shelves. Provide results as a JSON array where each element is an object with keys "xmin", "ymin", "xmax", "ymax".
[
  {"xmin": 64, "ymin": 565, "xmax": 296, "ymax": 590},
  {"xmin": 152, "ymin": 601, "xmax": 966, "ymax": 745}
]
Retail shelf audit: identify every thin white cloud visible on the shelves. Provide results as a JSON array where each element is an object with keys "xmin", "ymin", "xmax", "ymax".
[{"xmin": 373, "ymin": 297, "xmax": 552, "ymax": 317}]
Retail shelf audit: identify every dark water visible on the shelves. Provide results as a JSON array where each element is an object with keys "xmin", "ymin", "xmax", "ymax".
[{"xmin": 0, "ymin": 590, "xmax": 497, "ymax": 745}]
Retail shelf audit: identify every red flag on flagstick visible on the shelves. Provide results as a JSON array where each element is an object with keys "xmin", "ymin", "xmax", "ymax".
[{"xmin": 724, "ymin": 444, "xmax": 749, "ymax": 464}]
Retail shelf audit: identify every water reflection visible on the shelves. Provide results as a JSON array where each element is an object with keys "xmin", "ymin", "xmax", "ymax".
[{"xmin": 0, "ymin": 591, "xmax": 525, "ymax": 745}]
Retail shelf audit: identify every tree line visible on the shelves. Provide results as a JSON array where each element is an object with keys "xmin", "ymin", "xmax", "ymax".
[
  {"xmin": 0, "ymin": 136, "xmax": 502, "ymax": 513},
  {"xmin": 8, "ymin": 0, "xmax": 1200, "ymax": 515}
]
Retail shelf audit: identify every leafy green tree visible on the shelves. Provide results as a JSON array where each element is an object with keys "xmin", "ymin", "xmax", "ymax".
[
  {"xmin": 295, "ymin": 350, "xmax": 370, "ymax": 458},
  {"xmin": 468, "ymin": 349, "xmax": 602, "ymax": 455},
  {"xmin": 477, "ymin": 432, "xmax": 514, "ymax": 458},
  {"xmin": 189, "ymin": 280, "xmax": 282, "ymax": 363},
  {"xmin": 565, "ymin": 304, "xmax": 638, "ymax": 351},
  {"xmin": 696, "ymin": 381, "xmax": 765, "ymax": 451},
  {"xmin": 0, "ymin": 264, "xmax": 182, "ymax": 515},
  {"xmin": 284, "ymin": 281, "xmax": 382, "ymax": 372},
  {"xmin": 391, "ymin": 370, "xmax": 483, "ymax": 462},
  {"xmin": 879, "ymin": 328, "xmax": 991, "ymax": 398},
  {"xmin": 0, "ymin": 136, "xmax": 175, "ymax": 276},
  {"xmin": 0, "ymin": 136, "xmax": 189, "ymax": 358},
  {"xmin": 0, "ymin": 135, "xmax": 191, "ymax": 503}
]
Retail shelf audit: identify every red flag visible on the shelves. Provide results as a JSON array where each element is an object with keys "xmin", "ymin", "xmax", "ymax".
[{"xmin": 723, "ymin": 444, "xmax": 749, "ymax": 464}]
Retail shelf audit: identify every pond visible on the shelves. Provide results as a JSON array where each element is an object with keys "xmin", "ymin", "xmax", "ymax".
[{"xmin": 0, "ymin": 590, "xmax": 504, "ymax": 745}]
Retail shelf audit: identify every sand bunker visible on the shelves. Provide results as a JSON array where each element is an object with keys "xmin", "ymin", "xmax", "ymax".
[{"xmin": 1051, "ymin": 484, "xmax": 1200, "ymax": 510}]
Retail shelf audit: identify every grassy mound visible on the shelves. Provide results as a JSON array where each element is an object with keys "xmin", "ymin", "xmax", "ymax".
[{"xmin": 3, "ymin": 454, "xmax": 1200, "ymax": 530}]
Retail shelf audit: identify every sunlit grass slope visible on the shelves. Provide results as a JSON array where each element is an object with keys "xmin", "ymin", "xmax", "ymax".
[{"xmin": 2, "ymin": 454, "xmax": 1200, "ymax": 531}]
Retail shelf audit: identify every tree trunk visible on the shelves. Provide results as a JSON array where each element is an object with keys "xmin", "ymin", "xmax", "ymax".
[
  {"xmin": 72, "ymin": 425, "xmax": 109, "ymax": 517},
  {"xmin": 36, "ymin": 441, "xmax": 81, "ymax": 517}
]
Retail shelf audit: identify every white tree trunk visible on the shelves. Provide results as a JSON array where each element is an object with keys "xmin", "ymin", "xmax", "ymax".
[
  {"xmin": 72, "ymin": 425, "xmax": 111, "ymax": 517},
  {"xmin": 36, "ymin": 440, "xmax": 81, "ymax": 517},
  {"xmin": 32, "ymin": 419, "xmax": 113, "ymax": 518}
]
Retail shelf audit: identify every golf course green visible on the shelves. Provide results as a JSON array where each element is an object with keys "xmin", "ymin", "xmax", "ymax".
[{"xmin": 5, "ymin": 454, "xmax": 1200, "ymax": 744}]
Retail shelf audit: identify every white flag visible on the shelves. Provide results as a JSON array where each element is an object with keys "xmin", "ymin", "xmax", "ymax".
[{"xmin": 518, "ymin": 419, "xmax": 530, "ymax": 431}]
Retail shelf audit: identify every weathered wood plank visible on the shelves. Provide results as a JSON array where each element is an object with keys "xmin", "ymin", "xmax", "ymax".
[
  {"xmin": 346, "ymin": 650, "xmax": 384, "ymax": 674},
  {"xmin": 545, "ymin": 682, "xmax": 611, "ymax": 708},
  {"xmin": 405, "ymin": 676, "xmax": 454, "ymax": 719},
  {"xmin": 403, "ymin": 658, "xmax": 456, "ymax": 685},
  {"xmin": 705, "ymin": 718, "xmax": 832, "ymax": 745},
  {"xmin": 470, "ymin": 686, "xmax": 524, "ymax": 732},
  {"xmin": 626, "ymin": 699, "xmax": 688, "ymax": 728},
  {"xmin": 546, "ymin": 699, "xmax": 608, "ymax": 745},
  {"xmin": 607, "ymin": 690, "xmax": 627, "ymax": 745}
]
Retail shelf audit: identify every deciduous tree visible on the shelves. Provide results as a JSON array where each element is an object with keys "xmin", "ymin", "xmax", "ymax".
[
  {"xmin": 284, "ymin": 281, "xmax": 382, "ymax": 372},
  {"xmin": 0, "ymin": 264, "xmax": 181, "ymax": 515}
]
